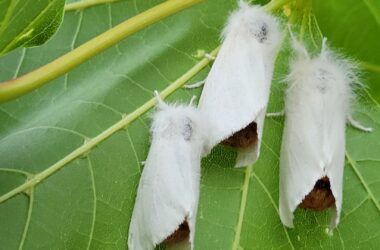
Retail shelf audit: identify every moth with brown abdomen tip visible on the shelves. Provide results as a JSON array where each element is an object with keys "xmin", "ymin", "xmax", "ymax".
[
  {"xmin": 278, "ymin": 34, "xmax": 372, "ymax": 229},
  {"xmin": 128, "ymin": 92, "xmax": 209, "ymax": 250},
  {"xmin": 197, "ymin": 0, "xmax": 282, "ymax": 167}
]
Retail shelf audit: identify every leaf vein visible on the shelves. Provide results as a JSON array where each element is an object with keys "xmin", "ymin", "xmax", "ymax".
[
  {"xmin": 0, "ymin": 168, "xmax": 31, "ymax": 176},
  {"xmin": 86, "ymin": 157, "xmax": 97, "ymax": 250},
  {"xmin": 73, "ymin": 100, "xmax": 123, "ymax": 117},
  {"xmin": 64, "ymin": 11, "xmax": 83, "ymax": 91},
  {"xmin": 346, "ymin": 152, "xmax": 380, "ymax": 211},
  {"xmin": 12, "ymin": 48, "xmax": 26, "ymax": 79},
  {"xmin": 0, "ymin": 125, "xmax": 87, "ymax": 143},
  {"xmin": 18, "ymin": 188, "xmax": 34, "ymax": 250},
  {"xmin": 341, "ymin": 197, "xmax": 369, "ymax": 222},
  {"xmin": 252, "ymin": 172, "xmax": 295, "ymax": 250},
  {"xmin": 125, "ymin": 130, "xmax": 141, "ymax": 173}
]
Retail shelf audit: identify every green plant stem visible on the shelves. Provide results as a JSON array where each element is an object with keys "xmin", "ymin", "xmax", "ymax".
[
  {"xmin": 299, "ymin": 9, "xmax": 308, "ymax": 41},
  {"xmin": 0, "ymin": 0, "xmax": 205, "ymax": 103},
  {"xmin": 287, "ymin": 0, "xmax": 306, "ymax": 25},
  {"xmin": 65, "ymin": 0, "xmax": 119, "ymax": 12},
  {"xmin": 0, "ymin": 47, "xmax": 219, "ymax": 204},
  {"xmin": 299, "ymin": 0, "xmax": 311, "ymax": 41}
]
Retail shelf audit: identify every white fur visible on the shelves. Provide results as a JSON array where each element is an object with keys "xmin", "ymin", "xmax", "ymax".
[
  {"xmin": 128, "ymin": 94, "xmax": 208, "ymax": 250},
  {"xmin": 279, "ymin": 37, "xmax": 370, "ymax": 229},
  {"xmin": 198, "ymin": 2, "xmax": 282, "ymax": 167}
]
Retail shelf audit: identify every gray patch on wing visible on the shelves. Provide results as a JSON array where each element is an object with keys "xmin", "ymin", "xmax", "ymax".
[{"xmin": 182, "ymin": 117, "xmax": 193, "ymax": 141}]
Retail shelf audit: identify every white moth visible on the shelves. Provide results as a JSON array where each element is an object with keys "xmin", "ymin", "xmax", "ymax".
[
  {"xmin": 197, "ymin": 1, "xmax": 282, "ymax": 167},
  {"xmin": 279, "ymin": 36, "xmax": 372, "ymax": 229},
  {"xmin": 128, "ymin": 92, "xmax": 208, "ymax": 250}
]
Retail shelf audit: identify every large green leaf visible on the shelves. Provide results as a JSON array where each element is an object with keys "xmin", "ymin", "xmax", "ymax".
[
  {"xmin": 0, "ymin": 0, "xmax": 65, "ymax": 56},
  {"xmin": 0, "ymin": 0, "xmax": 379, "ymax": 249}
]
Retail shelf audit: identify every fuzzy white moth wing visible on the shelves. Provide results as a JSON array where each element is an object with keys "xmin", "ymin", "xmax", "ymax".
[
  {"xmin": 279, "ymin": 67, "xmax": 346, "ymax": 228},
  {"xmin": 128, "ymin": 137, "xmax": 200, "ymax": 250},
  {"xmin": 198, "ymin": 33, "xmax": 269, "ymax": 167}
]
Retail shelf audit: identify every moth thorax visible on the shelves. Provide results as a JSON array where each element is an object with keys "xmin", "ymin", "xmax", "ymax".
[
  {"xmin": 162, "ymin": 221, "xmax": 190, "ymax": 246},
  {"xmin": 248, "ymin": 21, "xmax": 269, "ymax": 43},
  {"xmin": 155, "ymin": 115, "xmax": 195, "ymax": 141},
  {"xmin": 222, "ymin": 121, "xmax": 258, "ymax": 149},
  {"xmin": 298, "ymin": 176, "xmax": 336, "ymax": 211},
  {"xmin": 315, "ymin": 67, "xmax": 335, "ymax": 94},
  {"xmin": 181, "ymin": 117, "xmax": 194, "ymax": 141}
]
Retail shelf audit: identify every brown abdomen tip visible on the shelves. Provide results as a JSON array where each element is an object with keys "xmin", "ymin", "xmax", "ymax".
[
  {"xmin": 163, "ymin": 221, "xmax": 190, "ymax": 246},
  {"xmin": 222, "ymin": 122, "xmax": 258, "ymax": 149},
  {"xmin": 298, "ymin": 177, "xmax": 335, "ymax": 211}
]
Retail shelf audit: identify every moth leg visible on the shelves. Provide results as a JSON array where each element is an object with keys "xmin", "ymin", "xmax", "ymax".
[
  {"xmin": 184, "ymin": 52, "xmax": 214, "ymax": 89},
  {"xmin": 184, "ymin": 80, "xmax": 205, "ymax": 89},
  {"xmin": 204, "ymin": 53, "xmax": 216, "ymax": 60},
  {"xmin": 321, "ymin": 37, "xmax": 328, "ymax": 53},
  {"xmin": 347, "ymin": 114, "xmax": 373, "ymax": 132},
  {"xmin": 267, "ymin": 110, "xmax": 285, "ymax": 117},
  {"xmin": 140, "ymin": 161, "xmax": 146, "ymax": 166},
  {"xmin": 320, "ymin": 37, "xmax": 328, "ymax": 60},
  {"xmin": 189, "ymin": 95, "xmax": 197, "ymax": 106},
  {"xmin": 153, "ymin": 90, "xmax": 168, "ymax": 109}
]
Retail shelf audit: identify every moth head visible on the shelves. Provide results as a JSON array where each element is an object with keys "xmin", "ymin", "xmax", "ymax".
[
  {"xmin": 288, "ymin": 38, "xmax": 360, "ymax": 114},
  {"xmin": 223, "ymin": 2, "xmax": 281, "ymax": 52},
  {"xmin": 289, "ymin": 54, "xmax": 343, "ymax": 96},
  {"xmin": 315, "ymin": 40, "xmax": 359, "ymax": 99},
  {"xmin": 151, "ymin": 93, "xmax": 206, "ymax": 146}
]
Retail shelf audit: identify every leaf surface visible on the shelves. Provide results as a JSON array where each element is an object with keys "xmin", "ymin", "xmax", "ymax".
[
  {"xmin": 0, "ymin": 0, "xmax": 65, "ymax": 57},
  {"xmin": 0, "ymin": 0, "xmax": 379, "ymax": 249}
]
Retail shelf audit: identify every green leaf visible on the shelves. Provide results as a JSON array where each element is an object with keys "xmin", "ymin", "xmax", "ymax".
[
  {"xmin": 0, "ymin": 0, "xmax": 65, "ymax": 56},
  {"xmin": 0, "ymin": 0, "xmax": 379, "ymax": 249}
]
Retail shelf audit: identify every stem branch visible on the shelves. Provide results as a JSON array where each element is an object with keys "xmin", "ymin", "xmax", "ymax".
[{"xmin": 0, "ymin": 0, "xmax": 205, "ymax": 103}]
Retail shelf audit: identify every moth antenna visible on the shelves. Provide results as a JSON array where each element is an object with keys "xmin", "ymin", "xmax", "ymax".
[
  {"xmin": 189, "ymin": 96, "xmax": 197, "ymax": 106},
  {"xmin": 154, "ymin": 90, "xmax": 168, "ymax": 109},
  {"xmin": 347, "ymin": 114, "xmax": 373, "ymax": 132},
  {"xmin": 287, "ymin": 24, "xmax": 310, "ymax": 60},
  {"xmin": 184, "ymin": 80, "xmax": 205, "ymax": 89}
]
